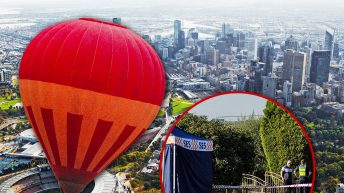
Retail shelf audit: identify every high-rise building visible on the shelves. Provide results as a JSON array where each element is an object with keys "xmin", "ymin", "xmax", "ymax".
[
  {"xmin": 302, "ymin": 47, "xmax": 312, "ymax": 82},
  {"xmin": 174, "ymin": 20, "xmax": 181, "ymax": 48},
  {"xmin": 162, "ymin": 48, "xmax": 169, "ymax": 60},
  {"xmin": 0, "ymin": 69, "xmax": 11, "ymax": 83},
  {"xmin": 333, "ymin": 42, "xmax": 340, "ymax": 59},
  {"xmin": 207, "ymin": 48, "xmax": 220, "ymax": 65},
  {"xmin": 303, "ymin": 83, "xmax": 317, "ymax": 105},
  {"xmin": 168, "ymin": 46, "xmax": 174, "ymax": 58},
  {"xmin": 246, "ymin": 37, "xmax": 258, "ymax": 62},
  {"xmin": 221, "ymin": 23, "xmax": 230, "ymax": 38},
  {"xmin": 262, "ymin": 74, "xmax": 278, "ymax": 99},
  {"xmin": 310, "ymin": 50, "xmax": 331, "ymax": 86},
  {"xmin": 178, "ymin": 30, "xmax": 185, "ymax": 50},
  {"xmin": 232, "ymin": 31, "xmax": 245, "ymax": 48},
  {"xmin": 282, "ymin": 50, "xmax": 307, "ymax": 92},
  {"xmin": 258, "ymin": 42, "xmax": 274, "ymax": 76},
  {"xmin": 324, "ymin": 29, "xmax": 335, "ymax": 60},
  {"xmin": 285, "ymin": 35, "xmax": 298, "ymax": 51},
  {"xmin": 283, "ymin": 81, "xmax": 293, "ymax": 107},
  {"xmin": 216, "ymin": 41, "xmax": 227, "ymax": 54},
  {"xmin": 292, "ymin": 92, "xmax": 303, "ymax": 108},
  {"xmin": 112, "ymin": 18, "xmax": 121, "ymax": 24}
]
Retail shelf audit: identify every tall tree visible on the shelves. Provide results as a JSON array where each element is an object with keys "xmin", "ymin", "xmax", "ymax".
[{"xmin": 260, "ymin": 101, "xmax": 311, "ymax": 173}]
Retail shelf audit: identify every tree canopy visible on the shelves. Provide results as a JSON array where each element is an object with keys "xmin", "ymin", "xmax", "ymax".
[
  {"xmin": 259, "ymin": 101, "xmax": 311, "ymax": 173},
  {"xmin": 177, "ymin": 113, "xmax": 266, "ymax": 185}
]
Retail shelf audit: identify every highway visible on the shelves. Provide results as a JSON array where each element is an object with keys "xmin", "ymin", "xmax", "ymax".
[{"xmin": 146, "ymin": 109, "xmax": 174, "ymax": 152}]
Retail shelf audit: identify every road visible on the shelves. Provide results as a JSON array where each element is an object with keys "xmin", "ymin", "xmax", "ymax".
[
  {"xmin": 0, "ymin": 118, "xmax": 19, "ymax": 130},
  {"xmin": 146, "ymin": 110, "xmax": 174, "ymax": 152}
]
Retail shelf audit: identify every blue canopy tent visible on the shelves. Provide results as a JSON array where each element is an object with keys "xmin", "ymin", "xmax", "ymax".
[{"xmin": 163, "ymin": 127, "xmax": 213, "ymax": 193}]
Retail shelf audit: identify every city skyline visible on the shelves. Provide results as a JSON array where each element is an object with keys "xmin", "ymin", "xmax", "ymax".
[
  {"xmin": 2, "ymin": 0, "xmax": 344, "ymax": 9},
  {"xmin": 0, "ymin": 3, "xmax": 344, "ymax": 192}
]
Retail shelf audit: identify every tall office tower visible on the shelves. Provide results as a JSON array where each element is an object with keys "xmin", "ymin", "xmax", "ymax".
[
  {"xmin": 216, "ymin": 41, "xmax": 227, "ymax": 54},
  {"xmin": 310, "ymin": 50, "xmax": 331, "ymax": 86},
  {"xmin": 324, "ymin": 28, "xmax": 334, "ymax": 60},
  {"xmin": 211, "ymin": 48, "xmax": 220, "ymax": 65},
  {"xmin": 333, "ymin": 42, "xmax": 339, "ymax": 59},
  {"xmin": 174, "ymin": 20, "xmax": 181, "ymax": 48},
  {"xmin": 221, "ymin": 23, "xmax": 230, "ymax": 38},
  {"xmin": 178, "ymin": 30, "xmax": 185, "ymax": 50},
  {"xmin": 246, "ymin": 37, "xmax": 258, "ymax": 62},
  {"xmin": 207, "ymin": 48, "xmax": 220, "ymax": 65},
  {"xmin": 303, "ymin": 47, "xmax": 312, "ymax": 82},
  {"xmin": 262, "ymin": 74, "xmax": 278, "ymax": 99},
  {"xmin": 258, "ymin": 41, "xmax": 274, "ymax": 76},
  {"xmin": 282, "ymin": 50, "xmax": 307, "ymax": 92},
  {"xmin": 285, "ymin": 35, "xmax": 298, "ymax": 51},
  {"xmin": 283, "ymin": 80, "xmax": 293, "ymax": 107},
  {"xmin": 237, "ymin": 32, "xmax": 245, "ymax": 49}
]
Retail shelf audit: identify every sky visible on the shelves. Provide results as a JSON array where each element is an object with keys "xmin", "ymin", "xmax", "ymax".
[
  {"xmin": 189, "ymin": 93, "xmax": 267, "ymax": 120},
  {"xmin": 1, "ymin": 0, "xmax": 344, "ymax": 9}
]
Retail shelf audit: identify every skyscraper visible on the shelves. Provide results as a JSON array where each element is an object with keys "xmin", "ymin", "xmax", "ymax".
[
  {"xmin": 283, "ymin": 81, "xmax": 292, "ymax": 107},
  {"xmin": 324, "ymin": 28, "xmax": 334, "ymax": 60},
  {"xmin": 310, "ymin": 50, "xmax": 331, "ymax": 86},
  {"xmin": 216, "ymin": 41, "xmax": 227, "ymax": 54},
  {"xmin": 221, "ymin": 23, "xmax": 230, "ymax": 38},
  {"xmin": 285, "ymin": 35, "xmax": 298, "ymax": 51},
  {"xmin": 207, "ymin": 48, "xmax": 220, "ymax": 65},
  {"xmin": 246, "ymin": 36, "xmax": 258, "ymax": 62},
  {"xmin": 258, "ymin": 41, "xmax": 274, "ymax": 76},
  {"xmin": 282, "ymin": 50, "xmax": 307, "ymax": 92},
  {"xmin": 262, "ymin": 74, "xmax": 278, "ymax": 99},
  {"xmin": 174, "ymin": 20, "xmax": 181, "ymax": 48},
  {"xmin": 237, "ymin": 32, "xmax": 245, "ymax": 49},
  {"xmin": 178, "ymin": 30, "xmax": 185, "ymax": 50},
  {"xmin": 333, "ymin": 42, "xmax": 339, "ymax": 59}
]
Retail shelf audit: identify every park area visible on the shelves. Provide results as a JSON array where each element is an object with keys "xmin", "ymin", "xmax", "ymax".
[
  {"xmin": 171, "ymin": 98, "xmax": 193, "ymax": 115},
  {"xmin": 0, "ymin": 96, "xmax": 21, "ymax": 110}
]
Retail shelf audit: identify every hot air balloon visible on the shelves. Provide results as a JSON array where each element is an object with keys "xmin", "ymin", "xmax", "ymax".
[{"xmin": 18, "ymin": 18, "xmax": 165, "ymax": 193}]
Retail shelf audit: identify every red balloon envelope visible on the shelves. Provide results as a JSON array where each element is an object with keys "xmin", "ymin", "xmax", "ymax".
[{"xmin": 19, "ymin": 18, "xmax": 165, "ymax": 193}]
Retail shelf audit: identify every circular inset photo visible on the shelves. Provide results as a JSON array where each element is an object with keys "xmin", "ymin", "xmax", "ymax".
[{"xmin": 160, "ymin": 92, "xmax": 315, "ymax": 193}]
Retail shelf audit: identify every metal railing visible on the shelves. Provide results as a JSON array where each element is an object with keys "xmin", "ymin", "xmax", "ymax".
[
  {"xmin": 242, "ymin": 174, "xmax": 266, "ymax": 193},
  {"xmin": 213, "ymin": 172, "xmax": 311, "ymax": 193},
  {"xmin": 265, "ymin": 171, "xmax": 284, "ymax": 193}
]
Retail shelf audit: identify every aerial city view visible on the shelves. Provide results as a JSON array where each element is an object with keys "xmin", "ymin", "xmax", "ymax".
[{"xmin": 0, "ymin": 0, "xmax": 343, "ymax": 192}]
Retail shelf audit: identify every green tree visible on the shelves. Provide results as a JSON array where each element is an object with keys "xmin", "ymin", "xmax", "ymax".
[
  {"xmin": 260, "ymin": 101, "xmax": 311, "ymax": 173},
  {"xmin": 177, "ymin": 113, "xmax": 265, "ymax": 185}
]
